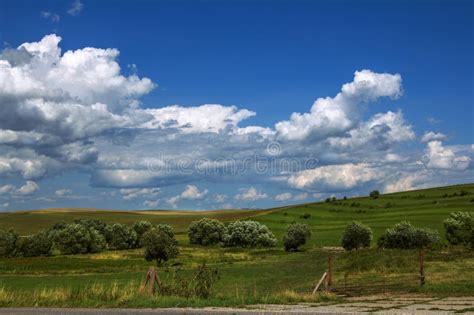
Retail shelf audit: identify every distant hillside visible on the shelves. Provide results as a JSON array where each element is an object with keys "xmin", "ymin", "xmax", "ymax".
[
  {"xmin": 253, "ymin": 183, "xmax": 474, "ymax": 246},
  {"xmin": 1, "ymin": 183, "xmax": 473, "ymax": 246}
]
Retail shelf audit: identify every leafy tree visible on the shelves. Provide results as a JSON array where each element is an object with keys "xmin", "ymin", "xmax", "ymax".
[
  {"xmin": 188, "ymin": 218, "xmax": 225, "ymax": 246},
  {"xmin": 132, "ymin": 220, "xmax": 153, "ymax": 241},
  {"xmin": 444, "ymin": 211, "xmax": 474, "ymax": 249},
  {"xmin": 105, "ymin": 223, "xmax": 138, "ymax": 250},
  {"xmin": 18, "ymin": 230, "xmax": 53, "ymax": 257},
  {"xmin": 88, "ymin": 229, "xmax": 107, "ymax": 253},
  {"xmin": 378, "ymin": 221, "xmax": 440, "ymax": 249},
  {"xmin": 341, "ymin": 222, "xmax": 372, "ymax": 251},
  {"xmin": 51, "ymin": 221, "xmax": 67, "ymax": 231},
  {"xmin": 74, "ymin": 219, "xmax": 107, "ymax": 236},
  {"xmin": 283, "ymin": 223, "xmax": 311, "ymax": 251},
  {"xmin": 155, "ymin": 224, "xmax": 175, "ymax": 238},
  {"xmin": 0, "ymin": 229, "xmax": 18, "ymax": 257},
  {"xmin": 52, "ymin": 223, "xmax": 106, "ymax": 255},
  {"xmin": 142, "ymin": 227, "xmax": 179, "ymax": 266},
  {"xmin": 369, "ymin": 190, "xmax": 380, "ymax": 199},
  {"xmin": 300, "ymin": 213, "xmax": 311, "ymax": 219},
  {"xmin": 223, "ymin": 220, "xmax": 277, "ymax": 248}
]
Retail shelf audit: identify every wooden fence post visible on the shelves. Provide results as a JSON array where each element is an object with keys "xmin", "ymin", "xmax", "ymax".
[
  {"xmin": 328, "ymin": 255, "xmax": 332, "ymax": 288},
  {"xmin": 327, "ymin": 255, "xmax": 333, "ymax": 290},
  {"xmin": 344, "ymin": 272, "xmax": 348, "ymax": 295},
  {"xmin": 140, "ymin": 266, "xmax": 162, "ymax": 295},
  {"xmin": 419, "ymin": 249, "xmax": 425, "ymax": 286},
  {"xmin": 312, "ymin": 272, "xmax": 327, "ymax": 294}
]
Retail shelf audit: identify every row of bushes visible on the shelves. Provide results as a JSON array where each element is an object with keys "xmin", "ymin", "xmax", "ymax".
[
  {"xmin": 188, "ymin": 211, "xmax": 473, "ymax": 252},
  {"xmin": 341, "ymin": 211, "xmax": 473, "ymax": 251},
  {"xmin": 135, "ymin": 210, "xmax": 473, "ymax": 266},
  {"xmin": 341, "ymin": 221, "xmax": 440, "ymax": 251},
  {"xmin": 1, "ymin": 211, "xmax": 471, "ymax": 258},
  {"xmin": 0, "ymin": 219, "xmax": 169, "ymax": 257},
  {"xmin": 188, "ymin": 219, "xmax": 278, "ymax": 248},
  {"xmin": 189, "ymin": 218, "xmax": 312, "ymax": 251}
]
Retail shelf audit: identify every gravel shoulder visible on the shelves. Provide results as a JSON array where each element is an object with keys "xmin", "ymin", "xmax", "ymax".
[{"xmin": 1, "ymin": 296, "xmax": 473, "ymax": 314}]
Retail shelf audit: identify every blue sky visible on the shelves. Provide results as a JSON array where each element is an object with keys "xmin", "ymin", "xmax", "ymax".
[{"xmin": 0, "ymin": 0, "xmax": 472, "ymax": 211}]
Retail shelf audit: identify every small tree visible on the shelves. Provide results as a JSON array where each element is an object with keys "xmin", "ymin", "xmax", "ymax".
[
  {"xmin": 223, "ymin": 220, "xmax": 277, "ymax": 248},
  {"xmin": 444, "ymin": 211, "xmax": 473, "ymax": 249},
  {"xmin": 341, "ymin": 222, "xmax": 372, "ymax": 251},
  {"xmin": 88, "ymin": 229, "xmax": 107, "ymax": 253},
  {"xmin": 141, "ymin": 227, "xmax": 179, "ymax": 266},
  {"xmin": 132, "ymin": 220, "xmax": 153, "ymax": 242},
  {"xmin": 188, "ymin": 218, "xmax": 225, "ymax": 246},
  {"xmin": 155, "ymin": 224, "xmax": 175, "ymax": 238},
  {"xmin": 51, "ymin": 221, "xmax": 67, "ymax": 231},
  {"xmin": 378, "ymin": 221, "xmax": 440, "ymax": 249},
  {"xmin": 283, "ymin": 223, "xmax": 311, "ymax": 251},
  {"xmin": 51, "ymin": 223, "xmax": 106, "ymax": 255},
  {"xmin": 0, "ymin": 229, "xmax": 18, "ymax": 257},
  {"xmin": 18, "ymin": 230, "xmax": 53, "ymax": 257},
  {"xmin": 74, "ymin": 219, "xmax": 107, "ymax": 236},
  {"xmin": 369, "ymin": 190, "xmax": 380, "ymax": 199},
  {"xmin": 105, "ymin": 223, "xmax": 138, "ymax": 250}
]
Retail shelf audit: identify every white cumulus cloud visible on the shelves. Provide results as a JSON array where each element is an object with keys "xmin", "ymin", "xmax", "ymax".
[
  {"xmin": 288, "ymin": 163, "xmax": 381, "ymax": 190},
  {"xmin": 1, "ymin": 181, "xmax": 40, "ymax": 197},
  {"xmin": 235, "ymin": 187, "xmax": 267, "ymax": 201},
  {"xmin": 120, "ymin": 188, "xmax": 160, "ymax": 200},
  {"xmin": 166, "ymin": 185, "xmax": 208, "ymax": 208},
  {"xmin": 55, "ymin": 189, "xmax": 72, "ymax": 196},
  {"xmin": 276, "ymin": 70, "xmax": 402, "ymax": 141},
  {"xmin": 275, "ymin": 192, "xmax": 293, "ymax": 201},
  {"xmin": 421, "ymin": 131, "xmax": 448, "ymax": 143},
  {"xmin": 423, "ymin": 141, "xmax": 471, "ymax": 170}
]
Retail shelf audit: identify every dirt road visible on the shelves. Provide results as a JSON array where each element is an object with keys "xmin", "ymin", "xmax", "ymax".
[{"xmin": 1, "ymin": 296, "xmax": 473, "ymax": 314}]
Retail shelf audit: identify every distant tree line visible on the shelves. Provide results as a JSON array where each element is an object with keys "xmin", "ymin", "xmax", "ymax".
[
  {"xmin": 0, "ymin": 219, "xmax": 168, "ymax": 258},
  {"xmin": 186, "ymin": 212, "xmax": 473, "ymax": 252},
  {"xmin": 341, "ymin": 211, "xmax": 473, "ymax": 251},
  {"xmin": 0, "ymin": 211, "xmax": 472, "ymax": 262}
]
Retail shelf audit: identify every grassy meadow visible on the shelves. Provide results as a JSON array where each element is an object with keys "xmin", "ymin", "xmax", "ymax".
[{"xmin": 0, "ymin": 183, "xmax": 473, "ymax": 307}]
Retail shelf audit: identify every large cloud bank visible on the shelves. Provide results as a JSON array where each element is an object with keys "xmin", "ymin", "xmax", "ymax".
[{"xmin": 0, "ymin": 35, "xmax": 472, "ymax": 209}]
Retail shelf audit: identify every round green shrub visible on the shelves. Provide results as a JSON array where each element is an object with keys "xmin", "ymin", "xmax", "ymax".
[
  {"xmin": 74, "ymin": 219, "xmax": 107, "ymax": 236},
  {"xmin": 155, "ymin": 224, "xmax": 175, "ymax": 238},
  {"xmin": 0, "ymin": 229, "xmax": 18, "ymax": 257},
  {"xmin": 369, "ymin": 190, "xmax": 380, "ymax": 199},
  {"xmin": 444, "ymin": 211, "xmax": 473, "ymax": 249},
  {"xmin": 88, "ymin": 228, "xmax": 107, "ymax": 253},
  {"xmin": 283, "ymin": 223, "xmax": 311, "ymax": 251},
  {"xmin": 341, "ymin": 221, "xmax": 372, "ymax": 251},
  {"xmin": 132, "ymin": 220, "xmax": 153, "ymax": 242},
  {"xmin": 223, "ymin": 220, "xmax": 277, "ymax": 248},
  {"xmin": 18, "ymin": 230, "xmax": 53, "ymax": 257},
  {"xmin": 378, "ymin": 221, "xmax": 440, "ymax": 249},
  {"xmin": 105, "ymin": 223, "xmax": 138, "ymax": 250},
  {"xmin": 142, "ymin": 227, "xmax": 179, "ymax": 266},
  {"xmin": 51, "ymin": 223, "xmax": 106, "ymax": 255},
  {"xmin": 188, "ymin": 218, "xmax": 225, "ymax": 246}
]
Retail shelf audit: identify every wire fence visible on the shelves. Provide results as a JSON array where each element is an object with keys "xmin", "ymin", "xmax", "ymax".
[{"xmin": 312, "ymin": 250, "xmax": 426, "ymax": 296}]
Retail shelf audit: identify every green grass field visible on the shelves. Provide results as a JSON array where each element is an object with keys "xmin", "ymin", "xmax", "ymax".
[{"xmin": 0, "ymin": 183, "xmax": 473, "ymax": 307}]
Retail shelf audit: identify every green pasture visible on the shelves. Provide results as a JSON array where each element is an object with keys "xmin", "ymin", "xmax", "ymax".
[{"xmin": 0, "ymin": 183, "xmax": 473, "ymax": 307}]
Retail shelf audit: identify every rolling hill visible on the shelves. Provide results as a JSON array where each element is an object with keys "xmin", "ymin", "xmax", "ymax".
[{"xmin": 1, "ymin": 183, "xmax": 473, "ymax": 246}]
